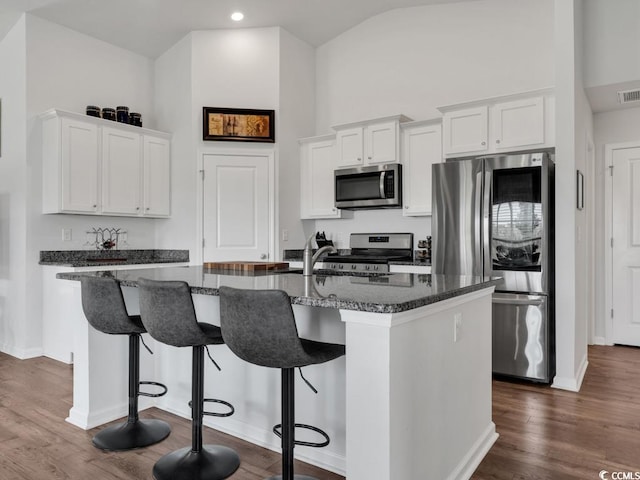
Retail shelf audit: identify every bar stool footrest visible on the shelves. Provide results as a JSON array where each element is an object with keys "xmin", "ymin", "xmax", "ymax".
[
  {"xmin": 273, "ymin": 423, "xmax": 330, "ymax": 448},
  {"xmin": 139, "ymin": 380, "xmax": 168, "ymax": 398},
  {"xmin": 187, "ymin": 398, "xmax": 235, "ymax": 417}
]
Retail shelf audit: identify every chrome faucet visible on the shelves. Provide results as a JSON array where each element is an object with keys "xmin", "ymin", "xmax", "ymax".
[{"xmin": 303, "ymin": 233, "xmax": 337, "ymax": 276}]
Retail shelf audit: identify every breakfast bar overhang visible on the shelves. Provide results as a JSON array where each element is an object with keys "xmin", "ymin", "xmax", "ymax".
[{"xmin": 56, "ymin": 266, "xmax": 500, "ymax": 480}]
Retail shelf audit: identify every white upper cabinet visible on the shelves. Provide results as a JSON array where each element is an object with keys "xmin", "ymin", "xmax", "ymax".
[
  {"xmin": 143, "ymin": 136, "xmax": 171, "ymax": 217},
  {"xmin": 43, "ymin": 116, "xmax": 100, "ymax": 214},
  {"xmin": 441, "ymin": 106, "xmax": 488, "ymax": 157},
  {"xmin": 401, "ymin": 120, "xmax": 442, "ymax": 217},
  {"xmin": 300, "ymin": 134, "xmax": 342, "ymax": 219},
  {"xmin": 334, "ymin": 115, "xmax": 411, "ymax": 168},
  {"xmin": 335, "ymin": 127, "xmax": 364, "ymax": 168},
  {"xmin": 41, "ymin": 109, "xmax": 171, "ymax": 217},
  {"xmin": 101, "ymin": 127, "xmax": 142, "ymax": 215},
  {"xmin": 439, "ymin": 89, "xmax": 554, "ymax": 158}
]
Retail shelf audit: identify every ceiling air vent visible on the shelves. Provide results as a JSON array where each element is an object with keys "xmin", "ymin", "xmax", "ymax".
[{"xmin": 617, "ymin": 89, "xmax": 640, "ymax": 104}]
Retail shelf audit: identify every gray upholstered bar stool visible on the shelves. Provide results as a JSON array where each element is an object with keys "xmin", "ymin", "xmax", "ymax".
[
  {"xmin": 79, "ymin": 276, "xmax": 171, "ymax": 451},
  {"xmin": 219, "ymin": 286, "xmax": 345, "ymax": 480},
  {"xmin": 137, "ymin": 278, "xmax": 240, "ymax": 480}
]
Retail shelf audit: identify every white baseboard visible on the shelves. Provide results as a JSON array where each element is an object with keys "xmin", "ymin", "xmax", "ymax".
[
  {"xmin": 0, "ymin": 343, "xmax": 43, "ymax": 360},
  {"xmin": 552, "ymin": 353, "xmax": 589, "ymax": 392},
  {"xmin": 66, "ymin": 398, "xmax": 156, "ymax": 430},
  {"xmin": 448, "ymin": 423, "xmax": 499, "ymax": 480},
  {"xmin": 591, "ymin": 336, "xmax": 607, "ymax": 346}
]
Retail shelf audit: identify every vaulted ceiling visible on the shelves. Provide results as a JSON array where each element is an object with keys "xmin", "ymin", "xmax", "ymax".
[{"xmin": 1, "ymin": 0, "xmax": 474, "ymax": 58}]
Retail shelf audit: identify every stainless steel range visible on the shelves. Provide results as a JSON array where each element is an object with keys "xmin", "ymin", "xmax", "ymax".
[{"xmin": 323, "ymin": 233, "xmax": 413, "ymax": 273}]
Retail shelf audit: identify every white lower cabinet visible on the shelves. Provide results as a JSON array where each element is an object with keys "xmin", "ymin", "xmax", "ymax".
[
  {"xmin": 41, "ymin": 109, "xmax": 171, "ymax": 217},
  {"xmin": 300, "ymin": 134, "xmax": 341, "ymax": 219},
  {"xmin": 401, "ymin": 120, "xmax": 442, "ymax": 216}
]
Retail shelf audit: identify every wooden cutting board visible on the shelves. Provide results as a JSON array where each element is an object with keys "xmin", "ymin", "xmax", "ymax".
[{"xmin": 203, "ymin": 261, "xmax": 289, "ymax": 271}]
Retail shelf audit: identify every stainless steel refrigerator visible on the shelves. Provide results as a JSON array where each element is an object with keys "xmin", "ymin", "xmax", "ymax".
[{"xmin": 432, "ymin": 152, "xmax": 555, "ymax": 382}]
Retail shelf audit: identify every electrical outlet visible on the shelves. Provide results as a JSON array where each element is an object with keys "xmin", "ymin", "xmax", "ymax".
[
  {"xmin": 62, "ymin": 228, "xmax": 72, "ymax": 242},
  {"xmin": 453, "ymin": 313, "xmax": 462, "ymax": 343},
  {"xmin": 282, "ymin": 229, "xmax": 289, "ymax": 242}
]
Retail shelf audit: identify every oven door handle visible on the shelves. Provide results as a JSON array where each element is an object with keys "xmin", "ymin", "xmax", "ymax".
[{"xmin": 379, "ymin": 171, "xmax": 386, "ymax": 199}]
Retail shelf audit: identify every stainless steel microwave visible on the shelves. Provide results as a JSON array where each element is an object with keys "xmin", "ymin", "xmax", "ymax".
[{"xmin": 334, "ymin": 163, "xmax": 402, "ymax": 209}]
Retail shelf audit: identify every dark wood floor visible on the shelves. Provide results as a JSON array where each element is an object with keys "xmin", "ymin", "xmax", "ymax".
[
  {"xmin": 474, "ymin": 345, "xmax": 640, "ymax": 479},
  {"xmin": 1, "ymin": 345, "xmax": 640, "ymax": 479}
]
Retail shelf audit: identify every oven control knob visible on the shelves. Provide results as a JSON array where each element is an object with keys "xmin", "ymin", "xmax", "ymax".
[
  {"xmin": 365, "ymin": 265, "xmax": 370, "ymax": 270},
  {"xmin": 351, "ymin": 265, "xmax": 357, "ymax": 270},
  {"xmin": 339, "ymin": 264, "xmax": 344, "ymax": 269},
  {"xmin": 373, "ymin": 265, "xmax": 379, "ymax": 270}
]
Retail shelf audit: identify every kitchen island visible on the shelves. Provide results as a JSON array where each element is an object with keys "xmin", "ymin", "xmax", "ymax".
[{"xmin": 56, "ymin": 266, "xmax": 499, "ymax": 480}]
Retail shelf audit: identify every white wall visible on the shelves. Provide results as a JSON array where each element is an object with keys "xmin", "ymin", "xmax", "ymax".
[
  {"xmin": 313, "ymin": 0, "xmax": 554, "ymax": 250},
  {"xmin": 154, "ymin": 34, "xmax": 195, "ymax": 254},
  {"xmin": 316, "ymin": 0, "xmax": 554, "ymax": 131},
  {"xmin": 552, "ymin": 0, "xmax": 592, "ymax": 391},
  {"xmin": 155, "ymin": 27, "xmax": 281, "ymax": 261},
  {"xmin": 0, "ymin": 14, "xmax": 160, "ymax": 357},
  {"xmin": 278, "ymin": 29, "xmax": 316, "ymax": 251},
  {"xmin": 26, "ymin": 14, "xmax": 159, "ymax": 253},
  {"xmin": 583, "ymin": 0, "xmax": 640, "ymax": 88},
  {"xmin": 154, "ymin": 27, "xmax": 312, "ymax": 262},
  {"xmin": 593, "ymin": 106, "xmax": 640, "ymax": 341},
  {"xmin": 0, "ymin": 15, "xmax": 29, "ymax": 357}
]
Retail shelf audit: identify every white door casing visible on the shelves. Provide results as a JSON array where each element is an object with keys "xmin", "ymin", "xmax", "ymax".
[
  {"xmin": 606, "ymin": 144, "xmax": 640, "ymax": 346},
  {"xmin": 201, "ymin": 151, "xmax": 275, "ymax": 263}
]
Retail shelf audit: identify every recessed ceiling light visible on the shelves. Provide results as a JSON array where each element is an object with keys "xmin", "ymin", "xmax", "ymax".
[{"xmin": 231, "ymin": 11, "xmax": 244, "ymax": 21}]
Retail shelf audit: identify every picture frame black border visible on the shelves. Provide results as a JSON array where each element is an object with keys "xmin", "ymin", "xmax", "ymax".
[{"xmin": 202, "ymin": 107, "xmax": 275, "ymax": 143}]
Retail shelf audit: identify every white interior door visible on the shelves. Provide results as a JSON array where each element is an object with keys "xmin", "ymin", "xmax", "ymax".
[
  {"xmin": 202, "ymin": 152, "xmax": 273, "ymax": 262},
  {"xmin": 612, "ymin": 146, "xmax": 640, "ymax": 345}
]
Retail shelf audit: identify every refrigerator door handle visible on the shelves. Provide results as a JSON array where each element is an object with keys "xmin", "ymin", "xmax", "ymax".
[
  {"xmin": 474, "ymin": 170, "xmax": 483, "ymax": 273},
  {"xmin": 493, "ymin": 294, "xmax": 545, "ymax": 306},
  {"xmin": 483, "ymin": 169, "xmax": 492, "ymax": 277}
]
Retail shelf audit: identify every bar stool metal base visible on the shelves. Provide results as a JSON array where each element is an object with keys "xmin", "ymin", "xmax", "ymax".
[
  {"xmin": 93, "ymin": 419, "xmax": 171, "ymax": 451},
  {"xmin": 152, "ymin": 445, "xmax": 240, "ymax": 480}
]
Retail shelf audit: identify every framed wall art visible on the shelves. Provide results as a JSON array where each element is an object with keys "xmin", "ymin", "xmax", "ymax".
[{"xmin": 203, "ymin": 107, "xmax": 275, "ymax": 143}]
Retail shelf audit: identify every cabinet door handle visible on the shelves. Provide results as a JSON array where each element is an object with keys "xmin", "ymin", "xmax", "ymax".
[
  {"xmin": 357, "ymin": 157, "xmax": 362, "ymax": 162},
  {"xmin": 404, "ymin": 205, "xmax": 409, "ymax": 209},
  {"xmin": 146, "ymin": 207, "xmax": 150, "ymax": 211},
  {"xmin": 496, "ymin": 139, "xmax": 501, "ymax": 144},
  {"xmin": 481, "ymin": 141, "xmax": 486, "ymax": 146}
]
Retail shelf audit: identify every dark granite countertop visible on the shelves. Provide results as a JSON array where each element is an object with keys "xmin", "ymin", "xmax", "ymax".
[
  {"xmin": 282, "ymin": 250, "xmax": 431, "ymax": 267},
  {"xmin": 40, "ymin": 249, "xmax": 189, "ymax": 267},
  {"xmin": 389, "ymin": 259, "xmax": 432, "ymax": 267},
  {"xmin": 56, "ymin": 265, "xmax": 499, "ymax": 314}
]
